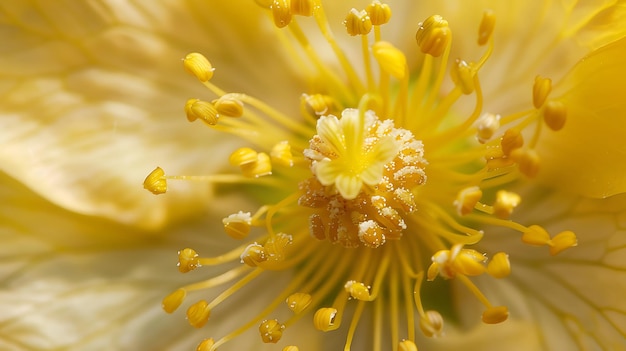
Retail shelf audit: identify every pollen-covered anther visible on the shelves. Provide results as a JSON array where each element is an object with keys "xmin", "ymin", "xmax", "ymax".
[
  {"xmin": 454, "ymin": 186, "xmax": 483, "ymax": 216},
  {"xmin": 259, "ymin": 319, "xmax": 285, "ymax": 343},
  {"xmin": 475, "ymin": 113, "xmax": 500, "ymax": 143},
  {"xmin": 500, "ymin": 129, "xmax": 524, "ymax": 156},
  {"xmin": 358, "ymin": 220, "xmax": 386, "ymax": 248},
  {"xmin": 428, "ymin": 244, "xmax": 486, "ymax": 280},
  {"xmin": 162, "ymin": 288, "xmax": 186, "ymax": 313},
  {"xmin": 482, "ymin": 306, "xmax": 509, "ymax": 324},
  {"xmin": 521, "ymin": 225, "xmax": 551, "ymax": 246},
  {"xmin": 415, "ymin": 15, "xmax": 451, "ymax": 57},
  {"xmin": 543, "ymin": 100, "xmax": 567, "ymax": 131},
  {"xmin": 314, "ymin": 307, "xmax": 338, "ymax": 331},
  {"xmin": 419, "ymin": 310, "xmax": 444, "ymax": 337},
  {"xmin": 477, "ymin": 9, "xmax": 496, "ymax": 45},
  {"xmin": 286, "ymin": 292, "xmax": 312, "ymax": 314},
  {"xmin": 290, "ymin": 0, "xmax": 313, "ymax": 16},
  {"xmin": 187, "ymin": 300, "xmax": 211, "ymax": 328},
  {"xmin": 240, "ymin": 152, "xmax": 273, "ymax": 178},
  {"xmin": 178, "ymin": 248, "xmax": 200, "ymax": 273},
  {"xmin": 213, "ymin": 95, "xmax": 244, "ymax": 118},
  {"xmin": 366, "ymin": 0, "xmax": 391, "ymax": 26},
  {"xmin": 398, "ymin": 340, "xmax": 418, "ymax": 351},
  {"xmin": 533, "ymin": 75, "xmax": 552, "ymax": 109},
  {"xmin": 271, "ymin": 141, "xmax": 294, "ymax": 167},
  {"xmin": 487, "ymin": 252, "xmax": 511, "ymax": 278},
  {"xmin": 196, "ymin": 338, "xmax": 215, "ymax": 351},
  {"xmin": 450, "ymin": 59, "xmax": 475, "ymax": 94},
  {"xmin": 185, "ymin": 99, "xmax": 219, "ymax": 125},
  {"xmin": 263, "ymin": 233, "xmax": 293, "ymax": 260},
  {"xmin": 240, "ymin": 243, "xmax": 267, "ymax": 267},
  {"xmin": 143, "ymin": 167, "xmax": 167, "ymax": 195},
  {"xmin": 344, "ymin": 8, "xmax": 372, "ymax": 36},
  {"xmin": 183, "ymin": 52, "xmax": 214, "ymax": 82},
  {"xmin": 510, "ymin": 148, "xmax": 540, "ymax": 178},
  {"xmin": 345, "ymin": 280, "xmax": 371, "ymax": 301},
  {"xmin": 372, "ymin": 41, "xmax": 407, "ymax": 79},
  {"xmin": 549, "ymin": 230, "xmax": 578, "ymax": 256},
  {"xmin": 301, "ymin": 94, "xmax": 339, "ymax": 117},
  {"xmin": 222, "ymin": 211, "xmax": 252, "ymax": 239},
  {"xmin": 493, "ymin": 190, "xmax": 521, "ymax": 219},
  {"xmin": 271, "ymin": 0, "xmax": 292, "ymax": 28}
]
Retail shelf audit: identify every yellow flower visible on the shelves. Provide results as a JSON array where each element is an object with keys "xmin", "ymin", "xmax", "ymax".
[{"xmin": 2, "ymin": 1, "xmax": 626, "ymax": 351}]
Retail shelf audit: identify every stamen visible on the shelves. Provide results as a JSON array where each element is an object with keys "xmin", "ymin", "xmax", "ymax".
[
  {"xmin": 186, "ymin": 300, "xmax": 211, "ymax": 328},
  {"xmin": 183, "ymin": 52, "xmax": 214, "ymax": 82},
  {"xmin": 486, "ymin": 252, "xmax": 511, "ymax": 278},
  {"xmin": 475, "ymin": 112, "xmax": 500, "ymax": 143},
  {"xmin": 542, "ymin": 100, "xmax": 567, "ymax": 131},
  {"xmin": 272, "ymin": 0, "xmax": 292, "ymax": 28},
  {"xmin": 213, "ymin": 95, "xmax": 244, "ymax": 118},
  {"xmin": 493, "ymin": 190, "xmax": 521, "ymax": 219},
  {"xmin": 419, "ymin": 310, "xmax": 444, "ymax": 338},
  {"xmin": 344, "ymin": 9, "xmax": 372, "ymax": 36},
  {"xmin": 283, "ymin": 346, "xmax": 299, "ymax": 351},
  {"xmin": 313, "ymin": 307, "xmax": 339, "ymax": 331},
  {"xmin": 259, "ymin": 319, "xmax": 285, "ymax": 343},
  {"xmin": 240, "ymin": 152, "xmax": 273, "ymax": 178},
  {"xmin": 549, "ymin": 230, "xmax": 578, "ymax": 256},
  {"xmin": 454, "ymin": 186, "xmax": 483, "ymax": 216},
  {"xmin": 178, "ymin": 248, "xmax": 200, "ymax": 273},
  {"xmin": 271, "ymin": 141, "xmax": 294, "ymax": 167},
  {"xmin": 510, "ymin": 148, "xmax": 540, "ymax": 178},
  {"xmin": 143, "ymin": 167, "xmax": 167, "ymax": 195},
  {"xmin": 222, "ymin": 211, "xmax": 252, "ymax": 239},
  {"xmin": 344, "ymin": 280, "xmax": 371, "ymax": 301},
  {"xmin": 162, "ymin": 288, "xmax": 186, "ymax": 313},
  {"xmin": 290, "ymin": 0, "xmax": 313, "ymax": 17},
  {"xmin": 196, "ymin": 338, "xmax": 215, "ymax": 351},
  {"xmin": 477, "ymin": 10, "xmax": 496, "ymax": 46},
  {"xmin": 286, "ymin": 292, "xmax": 312, "ymax": 314},
  {"xmin": 521, "ymin": 225, "xmax": 551, "ymax": 246},
  {"xmin": 481, "ymin": 306, "xmax": 509, "ymax": 324},
  {"xmin": 450, "ymin": 59, "xmax": 476, "ymax": 95},
  {"xmin": 185, "ymin": 99, "xmax": 219, "ymax": 125},
  {"xmin": 240, "ymin": 243, "xmax": 267, "ymax": 267},
  {"xmin": 500, "ymin": 129, "xmax": 524, "ymax": 156},
  {"xmin": 532, "ymin": 76, "xmax": 552, "ymax": 109},
  {"xmin": 366, "ymin": 0, "xmax": 391, "ymax": 26},
  {"xmin": 415, "ymin": 15, "xmax": 451, "ymax": 57},
  {"xmin": 398, "ymin": 340, "xmax": 418, "ymax": 351},
  {"xmin": 372, "ymin": 41, "xmax": 407, "ymax": 79}
]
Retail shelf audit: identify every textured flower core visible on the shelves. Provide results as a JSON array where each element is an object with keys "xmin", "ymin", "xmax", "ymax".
[{"xmin": 145, "ymin": 1, "xmax": 578, "ymax": 350}]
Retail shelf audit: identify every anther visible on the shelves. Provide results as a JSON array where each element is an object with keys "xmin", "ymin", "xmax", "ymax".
[
  {"xmin": 301, "ymin": 94, "xmax": 338, "ymax": 117},
  {"xmin": 240, "ymin": 243, "xmax": 267, "ymax": 267},
  {"xmin": 178, "ymin": 248, "xmax": 200, "ymax": 273},
  {"xmin": 398, "ymin": 340, "xmax": 418, "ymax": 351},
  {"xmin": 358, "ymin": 220, "xmax": 386, "ymax": 248},
  {"xmin": 196, "ymin": 338, "xmax": 215, "ymax": 351},
  {"xmin": 493, "ymin": 190, "xmax": 521, "ymax": 219},
  {"xmin": 213, "ymin": 95, "xmax": 244, "ymax": 118},
  {"xmin": 419, "ymin": 310, "xmax": 444, "ymax": 337},
  {"xmin": 222, "ymin": 211, "xmax": 252, "ymax": 239},
  {"xmin": 187, "ymin": 300, "xmax": 211, "ymax": 328},
  {"xmin": 272, "ymin": 0, "xmax": 292, "ymax": 28},
  {"xmin": 415, "ymin": 15, "xmax": 451, "ymax": 57},
  {"xmin": 521, "ymin": 225, "xmax": 551, "ymax": 246},
  {"xmin": 271, "ymin": 141, "xmax": 294, "ymax": 167},
  {"xmin": 162, "ymin": 288, "xmax": 186, "ymax": 313},
  {"xmin": 549, "ymin": 230, "xmax": 577, "ymax": 256},
  {"xmin": 313, "ymin": 307, "xmax": 338, "ymax": 331},
  {"xmin": 286, "ymin": 292, "xmax": 312, "ymax": 314},
  {"xmin": 372, "ymin": 41, "xmax": 407, "ymax": 79},
  {"xmin": 283, "ymin": 347, "xmax": 299, "ymax": 351},
  {"xmin": 450, "ymin": 59, "xmax": 475, "ymax": 94},
  {"xmin": 500, "ymin": 129, "xmax": 524, "ymax": 156},
  {"xmin": 510, "ymin": 148, "xmax": 540, "ymax": 178},
  {"xmin": 481, "ymin": 306, "xmax": 509, "ymax": 324},
  {"xmin": 229, "ymin": 147, "xmax": 258, "ymax": 166},
  {"xmin": 290, "ymin": 0, "xmax": 313, "ymax": 16},
  {"xmin": 143, "ymin": 167, "xmax": 167, "ymax": 195},
  {"xmin": 185, "ymin": 99, "xmax": 219, "ymax": 125},
  {"xmin": 487, "ymin": 252, "xmax": 511, "ymax": 278},
  {"xmin": 532, "ymin": 76, "xmax": 552, "ymax": 109},
  {"xmin": 543, "ymin": 100, "xmax": 567, "ymax": 131},
  {"xmin": 183, "ymin": 53, "xmax": 214, "ymax": 82},
  {"xmin": 454, "ymin": 186, "xmax": 483, "ymax": 216},
  {"xmin": 366, "ymin": 0, "xmax": 391, "ymax": 26},
  {"xmin": 259, "ymin": 319, "xmax": 285, "ymax": 343},
  {"xmin": 475, "ymin": 113, "xmax": 500, "ymax": 143},
  {"xmin": 344, "ymin": 280, "xmax": 371, "ymax": 301},
  {"xmin": 477, "ymin": 10, "xmax": 496, "ymax": 46},
  {"xmin": 240, "ymin": 152, "xmax": 273, "ymax": 177},
  {"xmin": 344, "ymin": 8, "xmax": 372, "ymax": 36},
  {"xmin": 254, "ymin": 0, "xmax": 273, "ymax": 8}
]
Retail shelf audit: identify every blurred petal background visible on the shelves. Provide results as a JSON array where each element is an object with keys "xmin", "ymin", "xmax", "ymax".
[{"xmin": 1, "ymin": 1, "xmax": 625, "ymax": 350}]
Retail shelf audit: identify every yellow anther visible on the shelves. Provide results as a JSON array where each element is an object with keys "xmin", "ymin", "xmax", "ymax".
[
  {"xmin": 313, "ymin": 307, "xmax": 338, "ymax": 331},
  {"xmin": 450, "ymin": 59, "xmax": 475, "ymax": 94},
  {"xmin": 429, "ymin": 245, "xmax": 486, "ymax": 280},
  {"xmin": 493, "ymin": 190, "xmax": 521, "ymax": 219},
  {"xmin": 455, "ymin": 249, "xmax": 487, "ymax": 276},
  {"xmin": 344, "ymin": 280, "xmax": 371, "ymax": 301},
  {"xmin": 344, "ymin": 8, "xmax": 372, "ymax": 36},
  {"xmin": 183, "ymin": 52, "xmax": 214, "ymax": 82},
  {"xmin": 178, "ymin": 248, "xmax": 200, "ymax": 273},
  {"xmin": 196, "ymin": 338, "xmax": 215, "ymax": 351},
  {"xmin": 358, "ymin": 220, "xmax": 386, "ymax": 248},
  {"xmin": 510, "ymin": 148, "xmax": 540, "ymax": 178},
  {"xmin": 240, "ymin": 243, "xmax": 267, "ymax": 267},
  {"xmin": 229, "ymin": 147, "xmax": 258, "ymax": 166},
  {"xmin": 286, "ymin": 292, "xmax": 312, "ymax": 314},
  {"xmin": 162, "ymin": 289, "xmax": 186, "ymax": 313},
  {"xmin": 481, "ymin": 306, "xmax": 509, "ymax": 324},
  {"xmin": 222, "ymin": 211, "xmax": 252, "ymax": 239},
  {"xmin": 143, "ymin": 167, "xmax": 167, "ymax": 195},
  {"xmin": 283, "ymin": 347, "xmax": 299, "ymax": 351},
  {"xmin": 372, "ymin": 41, "xmax": 407, "ymax": 79},
  {"xmin": 213, "ymin": 95, "xmax": 244, "ymax": 118},
  {"xmin": 475, "ymin": 113, "xmax": 500, "ymax": 143},
  {"xmin": 477, "ymin": 9, "xmax": 496, "ymax": 46},
  {"xmin": 254, "ymin": 0, "xmax": 273, "ymax": 8},
  {"xmin": 487, "ymin": 252, "xmax": 511, "ymax": 278},
  {"xmin": 187, "ymin": 300, "xmax": 211, "ymax": 328},
  {"xmin": 290, "ymin": 0, "xmax": 313, "ymax": 16},
  {"xmin": 500, "ymin": 129, "xmax": 524, "ymax": 156},
  {"xmin": 263, "ymin": 233, "xmax": 292, "ymax": 260},
  {"xmin": 549, "ymin": 230, "xmax": 578, "ymax": 256},
  {"xmin": 185, "ymin": 99, "xmax": 219, "ymax": 125},
  {"xmin": 532, "ymin": 75, "xmax": 552, "ymax": 109},
  {"xmin": 419, "ymin": 310, "xmax": 444, "ymax": 337},
  {"xmin": 522, "ymin": 225, "xmax": 551, "ymax": 246},
  {"xmin": 543, "ymin": 100, "xmax": 567, "ymax": 131},
  {"xmin": 415, "ymin": 15, "xmax": 451, "ymax": 57},
  {"xmin": 271, "ymin": 141, "xmax": 294, "ymax": 167},
  {"xmin": 308, "ymin": 213, "xmax": 327, "ymax": 240},
  {"xmin": 259, "ymin": 319, "xmax": 285, "ymax": 343},
  {"xmin": 454, "ymin": 186, "xmax": 483, "ymax": 216},
  {"xmin": 240, "ymin": 152, "xmax": 273, "ymax": 177},
  {"xmin": 301, "ymin": 94, "xmax": 339, "ymax": 117},
  {"xmin": 272, "ymin": 0, "xmax": 292, "ymax": 28},
  {"xmin": 398, "ymin": 340, "xmax": 418, "ymax": 351},
  {"xmin": 366, "ymin": 0, "xmax": 391, "ymax": 26}
]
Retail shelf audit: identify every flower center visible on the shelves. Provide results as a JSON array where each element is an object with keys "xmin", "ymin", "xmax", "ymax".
[{"xmin": 144, "ymin": 1, "xmax": 578, "ymax": 350}]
